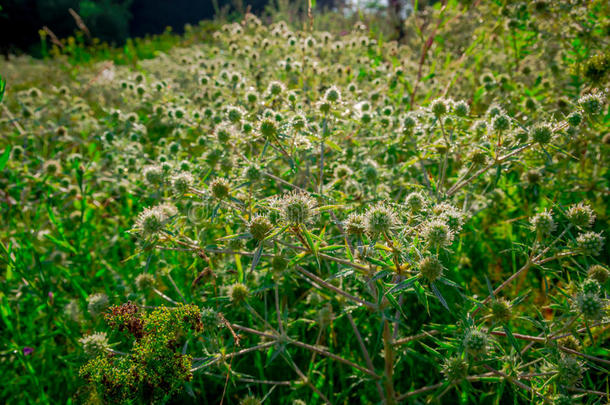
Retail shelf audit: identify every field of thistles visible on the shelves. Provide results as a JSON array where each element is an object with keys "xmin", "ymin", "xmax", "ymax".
[{"xmin": 1, "ymin": 1, "xmax": 609, "ymax": 404}]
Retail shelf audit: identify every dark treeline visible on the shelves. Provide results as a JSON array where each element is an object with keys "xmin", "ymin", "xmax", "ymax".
[{"xmin": 0, "ymin": 0, "xmax": 268, "ymax": 55}]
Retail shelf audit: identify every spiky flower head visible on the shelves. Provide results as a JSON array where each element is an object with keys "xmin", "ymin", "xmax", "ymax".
[
  {"xmin": 229, "ymin": 283, "xmax": 249, "ymax": 305},
  {"xmin": 87, "ymin": 293, "xmax": 109, "ymax": 317},
  {"xmin": 143, "ymin": 165, "xmax": 164, "ymax": 185},
  {"xmin": 345, "ymin": 213, "xmax": 366, "ymax": 236},
  {"xmin": 422, "ymin": 220, "xmax": 454, "ymax": 249},
  {"xmin": 442, "ymin": 356, "xmax": 468, "ymax": 383},
  {"xmin": 531, "ymin": 123, "xmax": 553, "ymax": 145},
  {"xmin": 249, "ymin": 216, "xmax": 273, "ymax": 241},
  {"xmin": 135, "ymin": 206, "xmax": 167, "ymax": 237},
  {"xmin": 260, "ymin": 118, "xmax": 278, "ymax": 138},
  {"xmin": 578, "ymin": 92, "xmax": 604, "ymax": 115},
  {"xmin": 79, "ymin": 332, "xmax": 110, "ymax": 356},
  {"xmin": 172, "ymin": 171, "xmax": 194, "ymax": 194},
  {"xmin": 404, "ymin": 191, "xmax": 426, "ymax": 213},
  {"xmin": 556, "ymin": 356, "xmax": 584, "ymax": 386},
  {"xmin": 463, "ymin": 329, "xmax": 488, "ymax": 356},
  {"xmin": 576, "ymin": 232, "xmax": 604, "ymax": 256},
  {"xmin": 135, "ymin": 273, "xmax": 156, "ymax": 291},
  {"xmin": 566, "ymin": 111, "xmax": 582, "ymax": 127},
  {"xmin": 587, "ymin": 264, "xmax": 609, "ymax": 284},
  {"xmin": 453, "ymin": 100, "xmax": 470, "ymax": 117},
  {"xmin": 210, "ymin": 178, "xmax": 231, "ymax": 199},
  {"xmin": 488, "ymin": 298, "xmax": 512, "ymax": 323},
  {"xmin": 430, "ymin": 98, "xmax": 449, "ymax": 117},
  {"xmin": 333, "ymin": 164, "xmax": 353, "ymax": 179},
  {"xmin": 276, "ymin": 191, "xmax": 316, "ymax": 225},
  {"xmin": 364, "ymin": 204, "xmax": 397, "ymax": 237},
  {"xmin": 491, "ymin": 113, "xmax": 510, "ymax": 132},
  {"xmin": 581, "ymin": 278, "xmax": 601, "ymax": 296},
  {"xmin": 418, "ymin": 256, "xmax": 443, "ymax": 282},
  {"xmin": 566, "ymin": 203, "xmax": 595, "ymax": 228},
  {"xmin": 242, "ymin": 163, "xmax": 262, "ymax": 182},
  {"xmin": 530, "ymin": 210, "xmax": 556, "ymax": 236},
  {"xmin": 575, "ymin": 292, "xmax": 605, "ymax": 320},
  {"xmin": 324, "ymin": 86, "xmax": 341, "ymax": 103}
]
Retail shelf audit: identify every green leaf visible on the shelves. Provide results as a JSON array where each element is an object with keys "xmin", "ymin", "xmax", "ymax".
[
  {"xmin": 0, "ymin": 75, "xmax": 5, "ymax": 103},
  {"xmin": 0, "ymin": 146, "xmax": 10, "ymax": 171}
]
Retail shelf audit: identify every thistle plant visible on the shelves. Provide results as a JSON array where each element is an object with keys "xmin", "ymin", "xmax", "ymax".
[{"xmin": 0, "ymin": 1, "xmax": 609, "ymax": 404}]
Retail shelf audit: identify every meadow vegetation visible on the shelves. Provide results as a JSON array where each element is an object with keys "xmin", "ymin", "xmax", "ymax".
[{"xmin": 1, "ymin": 0, "xmax": 609, "ymax": 403}]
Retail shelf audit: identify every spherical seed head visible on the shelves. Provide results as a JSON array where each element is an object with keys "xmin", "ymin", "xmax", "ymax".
[
  {"xmin": 418, "ymin": 256, "xmax": 443, "ymax": 282},
  {"xmin": 135, "ymin": 273, "xmax": 156, "ymax": 290},
  {"xmin": 453, "ymin": 100, "xmax": 470, "ymax": 117},
  {"xmin": 576, "ymin": 292, "xmax": 605, "ymax": 320},
  {"xmin": 227, "ymin": 106, "xmax": 243, "ymax": 123},
  {"xmin": 578, "ymin": 93, "xmax": 604, "ymax": 115},
  {"xmin": 582, "ymin": 278, "xmax": 601, "ymax": 295},
  {"xmin": 576, "ymin": 231, "xmax": 604, "ymax": 256},
  {"xmin": 567, "ymin": 111, "xmax": 582, "ymax": 127},
  {"xmin": 489, "ymin": 298, "xmax": 512, "ymax": 323},
  {"xmin": 260, "ymin": 118, "xmax": 278, "ymax": 138},
  {"xmin": 43, "ymin": 160, "xmax": 61, "ymax": 175},
  {"xmin": 587, "ymin": 264, "xmax": 609, "ymax": 284},
  {"xmin": 325, "ymin": 86, "xmax": 341, "ymax": 103},
  {"xmin": 423, "ymin": 220, "xmax": 454, "ymax": 249},
  {"xmin": 278, "ymin": 192, "xmax": 316, "ymax": 225},
  {"xmin": 463, "ymin": 329, "xmax": 488, "ymax": 356},
  {"xmin": 491, "ymin": 114, "xmax": 510, "ymax": 132},
  {"xmin": 486, "ymin": 104, "xmax": 503, "ymax": 118},
  {"xmin": 79, "ymin": 332, "xmax": 110, "ymax": 356},
  {"xmin": 530, "ymin": 210, "xmax": 556, "ymax": 236},
  {"xmin": 136, "ymin": 207, "xmax": 166, "ymax": 237},
  {"xmin": 267, "ymin": 81, "xmax": 284, "ymax": 96},
  {"xmin": 345, "ymin": 213, "xmax": 366, "ymax": 236},
  {"xmin": 566, "ymin": 203, "xmax": 595, "ymax": 228},
  {"xmin": 243, "ymin": 163, "xmax": 262, "ymax": 182},
  {"xmin": 249, "ymin": 216, "xmax": 273, "ymax": 241},
  {"xmin": 405, "ymin": 191, "xmax": 426, "ymax": 212},
  {"xmin": 87, "ymin": 293, "xmax": 109, "ymax": 317},
  {"xmin": 442, "ymin": 356, "xmax": 468, "ymax": 383},
  {"xmin": 210, "ymin": 178, "xmax": 230, "ymax": 199},
  {"xmin": 431, "ymin": 98, "xmax": 448, "ymax": 117},
  {"xmin": 143, "ymin": 165, "xmax": 164, "ymax": 185},
  {"xmin": 556, "ymin": 356, "xmax": 584, "ymax": 386},
  {"xmin": 229, "ymin": 283, "xmax": 249, "ymax": 305},
  {"xmin": 291, "ymin": 114, "xmax": 306, "ymax": 130},
  {"xmin": 333, "ymin": 164, "xmax": 353, "ymax": 179},
  {"xmin": 271, "ymin": 255, "xmax": 288, "ymax": 273},
  {"xmin": 524, "ymin": 169, "xmax": 541, "ymax": 184},
  {"xmin": 531, "ymin": 123, "xmax": 553, "ymax": 144},
  {"xmin": 364, "ymin": 204, "xmax": 397, "ymax": 236},
  {"xmin": 171, "ymin": 172, "xmax": 193, "ymax": 195},
  {"xmin": 470, "ymin": 150, "xmax": 487, "ymax": 165}
]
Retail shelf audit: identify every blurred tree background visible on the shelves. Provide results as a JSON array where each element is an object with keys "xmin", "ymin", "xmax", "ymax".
[{"xmin": 0, "ymin": 0, "xmax": 433, "ymax": 57}]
